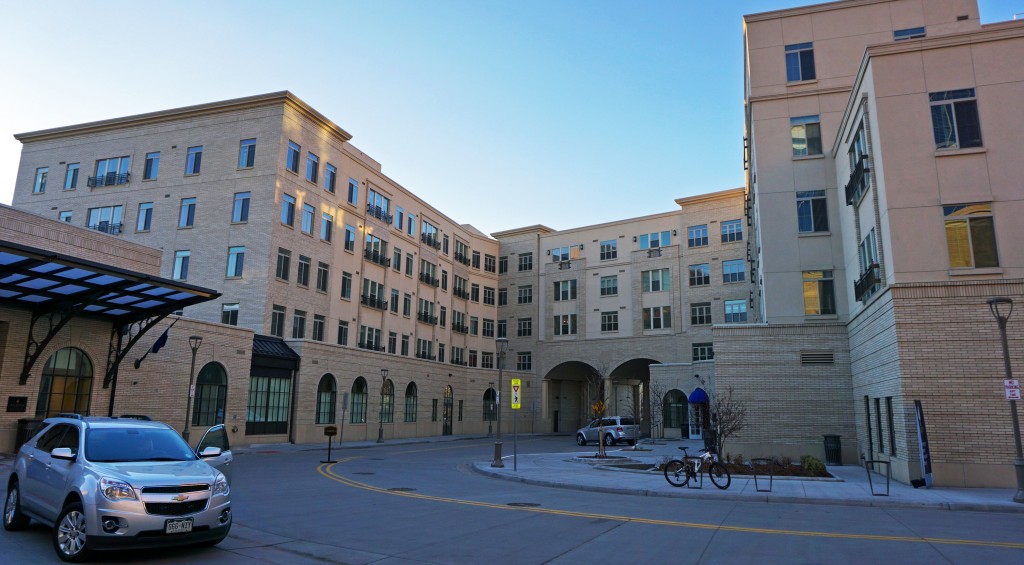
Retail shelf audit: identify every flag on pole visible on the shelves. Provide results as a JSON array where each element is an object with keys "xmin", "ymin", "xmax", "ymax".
[{"xmin": 133, "ymin": 318, "xmax": 178, "ymax": 369}]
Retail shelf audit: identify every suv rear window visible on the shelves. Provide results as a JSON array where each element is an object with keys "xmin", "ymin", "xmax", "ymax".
[{"xmin": 619, "ymin": 418, "xmax": 635, "ymax": 426}]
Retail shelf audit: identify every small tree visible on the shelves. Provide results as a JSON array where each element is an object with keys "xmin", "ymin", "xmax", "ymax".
[
  {"xmin": 618, "ymin": 386, "xmax": 643, "ymax": 451},
  {"xmin": 711, "ymin": 386, "xmax": 747, "ymax": 458},
  {"xmin": 592, "ymin": 400, "xmax": 607, "ymax": 457},
  {"xmin": 585, "ymin": 362, "xmax": 611, "ymax": 456},
  {"xmin": 647, "ymin": 379, "xmax": 669, "ymax": 444}
]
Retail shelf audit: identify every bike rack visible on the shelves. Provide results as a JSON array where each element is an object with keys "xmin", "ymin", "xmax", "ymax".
[
  {"xmin": 750, "ymin": 458, "xmax": 774, "ymax": 492},
  {"xmin": 683, "ymin": 457, "xmax": 703, "ymax": 489},
  {"xmin": 864, "ymin": 460, "xmax": 890, "ymax": 496}
]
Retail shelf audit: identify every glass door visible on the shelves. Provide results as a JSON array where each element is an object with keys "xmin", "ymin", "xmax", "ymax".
[{"xmin": 688, "ymin": 403, "xmax": 703, "ymax": 439}]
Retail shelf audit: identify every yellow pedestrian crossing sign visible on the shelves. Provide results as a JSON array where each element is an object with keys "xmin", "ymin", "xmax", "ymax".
[{"xmin": 511, "ymin": 378, "xmax": 522, "ymax": 410}]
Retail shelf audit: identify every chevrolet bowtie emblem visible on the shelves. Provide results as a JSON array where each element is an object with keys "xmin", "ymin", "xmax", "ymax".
[{"xmin": 172, "ymin": 494, "xmax": 190, "ymax": 502}]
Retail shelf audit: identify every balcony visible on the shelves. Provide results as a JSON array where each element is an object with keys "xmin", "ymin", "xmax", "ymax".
[
  {"xmin": 360, "ymin": 294, "xmax": 389, "ymax": 311},
  {"xmin": 452, "ymin": 323, "xmax": 469, "ymax": 334},
  {"xmin": 854, "ymin": 263, "xmax": 881, "ymax": 303},
  {"xmin": 845, "ymin": 155, "xmax": 870, "ymax": 206},
  {"xmin": 420, "ymin": 233, "xmax": 442, "ymax": 250},
  {"xmin": 418, "ymin": 272, "xmax": 439, "ymax": 287},
  {"xmin": 366, "ymin": 204, "xmax": 393, "ymax": 224},
  {"xmin": 453, "ymin": 252, "xmax": 471, "ymax": 266},
  {"xmin": 88, "ymin": 222, "xmax": 123, "ymax": 235},
  {"xmin": 453, "ymin": 288, "xmax": 469, "ymax": 300},
  {"xmin": 358, "ymin": 341, "xmax": 385, "ymax": 352},
  {"xmin": 415, "ymin": 351, "xmax": 436, "ymax": 361},
  {"xmin": 558, "ymin": 261, "xmax": 572, "ymax": 270},
  {"xmin": 363, "ymin": 248, "xmax": 391, "ymax": 268},
  {"xmin": 647, "ymin": 248, "xmax": 662, "ymax": 258},
  {"xmin": 417, "ymin": 312, "xmax": 438, "ymax": 325},
  {"xmin": 87, "ymin": 172, "xmax": 130, "ymax": 188}
]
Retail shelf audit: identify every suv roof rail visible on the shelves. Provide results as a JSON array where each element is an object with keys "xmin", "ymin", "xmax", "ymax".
[
  {"xmin": 117, "ymin": 414, "xmax": 152, "ymax": 421},
  {"xmin": 55, "ymin": 413, "xmax": 83, "ymax": 420}
]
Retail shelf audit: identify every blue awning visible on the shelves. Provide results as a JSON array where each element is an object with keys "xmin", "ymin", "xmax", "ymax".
[{"xmin": 688, "ymin": 388, "xmax": 708, "ymax": 403}]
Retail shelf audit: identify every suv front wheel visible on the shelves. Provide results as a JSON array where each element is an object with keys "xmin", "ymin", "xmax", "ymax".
[
  {"xmin": 576, "ymin": 433, "xmax": 587, "ymax": 446},
  {"xmin": 54, "ymin": 501, "xmax": 90, "ymax": 563},
  {"xmin": 3, "ymin": 479, "xmax": 30, "ymax": 531}
]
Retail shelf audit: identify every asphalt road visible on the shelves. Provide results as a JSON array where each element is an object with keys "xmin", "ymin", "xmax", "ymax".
[{"xmin": 3, "ymin": 436, "xmax": 1024, "ymax": 564}]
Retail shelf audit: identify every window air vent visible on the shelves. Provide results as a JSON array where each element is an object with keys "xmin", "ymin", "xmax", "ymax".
[{"xmin": 801, "ymin": 350, "xmax": 834, "ymax": 365}]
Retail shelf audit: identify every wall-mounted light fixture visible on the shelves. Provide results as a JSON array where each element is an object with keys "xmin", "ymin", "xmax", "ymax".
[{"xmin": 633, "ymin": 236, "xmax": 638, "ymax": 242}]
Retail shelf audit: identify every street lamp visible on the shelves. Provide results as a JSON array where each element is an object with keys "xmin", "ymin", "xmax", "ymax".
[
  {"xmin": 377, "ymin": 368, "xmax": 389, "ymax": 443},
  {"xmin": 182, "ymin": 335, "xmax": 203, "ymax": 443},
  {"xmin": 987, "ymin": 297, "xmax": 1024, "ymax": 503},
  {"xmin": 492, "ymin": 337, "xmax": 509, "ymax": 467},
  {"xmin": 488, "ymin": 381, "xmax": 495, "ymax": 437}
]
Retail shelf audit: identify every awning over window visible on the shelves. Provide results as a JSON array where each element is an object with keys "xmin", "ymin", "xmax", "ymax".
[{"xmin": 688, "ymin": 388, "xmax": 708, "ymax": 403}]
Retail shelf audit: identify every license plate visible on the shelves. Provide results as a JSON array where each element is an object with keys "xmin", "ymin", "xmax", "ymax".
[{"xmin": 165, "ymin": 518, "xmax": 193, "ymax": 534}]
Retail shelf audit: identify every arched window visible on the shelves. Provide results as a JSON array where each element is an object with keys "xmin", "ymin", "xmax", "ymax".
[
  {"xmin": 483, "ymin": 388, "xmax": 496, "ymax": 421},
  {"xmin": 351, "ymin": 377, "xmax": 367, "ymax": 423},
  {"xmin": 193, "ymin": 362, "xmax": 228, "ymax": 426},
  {"xmin": 404, "ymin": 382, "xmax": 418, "ymax": 422},
  {"xmin": 663, "ymin": 389, "xmax": 687, "ymax": 429},
  {"xmin": 36, "ymin": 347, "xmax": 93, "ymax": 418},
  {"xmin": 316, "ymin": 374, "xmax": 337, "ymax": 424},
  {"xmin": 380, "ymin": 379, "xmax": 394, "ymax": 423}
]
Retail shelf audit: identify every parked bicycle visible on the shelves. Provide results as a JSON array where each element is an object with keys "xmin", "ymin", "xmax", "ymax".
[{"xmin": 663, "ymin": 446, "xmax": 731, "ymax": 489}]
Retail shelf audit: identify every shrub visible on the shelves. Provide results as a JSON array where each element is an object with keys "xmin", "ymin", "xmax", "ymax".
[
  {"xmin": 779, "ymin": 456, "xmax": 793, "ymax": 467},
  {"xmin": 801, "ymin": 455, "xmax": 826, "ymax": 475}
]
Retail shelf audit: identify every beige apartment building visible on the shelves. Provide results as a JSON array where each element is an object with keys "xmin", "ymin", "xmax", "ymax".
[{"xmin": 739, "ymin": 0, "xmax": 1024, "ymax": 487}]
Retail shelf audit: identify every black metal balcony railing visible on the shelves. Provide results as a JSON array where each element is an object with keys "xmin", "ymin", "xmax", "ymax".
[
  {"xmin": 363, "ymin": 248, "xmax": 391, "ymax": 268},
  {"xmin": 452, "ymin": 323, "xmax": 469, "ymax": 334},
  {"xmin": 87, "ymin": 222, "xmax": 123, "ymax": 235},
  {"xmin": 366, "ymin": 204, "xmax": 393, "ymax": 224},
  {"xmin": 417, "ymin": 312, "xmax": 438, "ymax": 325},
  {"xmin": 421, "ymin": 233, "xmax": 442, "ymax": 250},
  {"xmin": 87, "ymin": 172, "xmax": 130, "ymax": 188},
  {"xmin": 558, "ymin": 261, "xmax": 572, "ymax": 270},
  {"xmin": 450, "ymin": 360, "xmax": 468, "ymax": 366},
  {"xmin": 453, "ymin": 252, "xmax": 471, "ymax": 266},
  {"xmin": 647, "ymin": 248, "xmax": 662, "ymax": 258},
  {"xmin": 358, "ymin": 341, "xmax": 385, "ymax": 352},
  {"xmin": 360, "ymin": 294, "xmax": 389, "ymax": 311},
  {"xmin": 845, "ymin": 155, "xmax": 870, "ymax": 206},
  {"xmin": 854, "ymin": 263, "xmax": 881, "ymax": 303},
  {"xmin": 415, "ymin": 351, "xmax": 436, "ymax": 361},
  {"xmin": 418, "ymin": 272, "xmax": 439, "ymax": 287},
  {"xmin": 453, "ymin": 288, "xmax": 469, "ymax": 300}
]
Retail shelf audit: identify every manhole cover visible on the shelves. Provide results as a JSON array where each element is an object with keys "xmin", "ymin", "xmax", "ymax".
[
  {"xmin": 507, "ymin": 502, "xmax": 541, "ymax": 507},
  {"xmin": 353, "ymin": 472, "xmax": 375, "ymax": 475},
  {"xmin": 388, "ymin": 487, "xmax": 417, "ymax": 492}
]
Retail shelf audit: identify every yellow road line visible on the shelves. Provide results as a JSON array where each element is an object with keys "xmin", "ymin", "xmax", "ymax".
[{"xmin": 316, "ymin": 462, "xmax": 1024, "ymax": 550}]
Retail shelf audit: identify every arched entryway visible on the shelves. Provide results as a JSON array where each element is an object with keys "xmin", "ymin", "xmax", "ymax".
[
  {"xmin": 688, "ymin": 388, "xmax": 709, "ymax": 440},
  {"xmin": 608, "ymin": 358, "xmax": 659, "ymax": 436},
  {"xmin": 663, "ymin": 389, "xmax": 687, "ymax": 438}
]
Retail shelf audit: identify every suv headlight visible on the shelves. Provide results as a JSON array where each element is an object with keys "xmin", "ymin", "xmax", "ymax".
[
  {"xmin": 212, "ymin": 472, "xmax": 229, "ymax": 496},
  {"xmin": 100, "ymin": 478, "xmax": 137, "ymax": 501}
]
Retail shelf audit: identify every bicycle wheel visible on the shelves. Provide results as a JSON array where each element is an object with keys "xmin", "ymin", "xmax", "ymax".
[
  {"xmin": 708, "ymin": 462, "xmax": 731, "ymax": 490},
  {"xmin": 664, "ymin": 460, "xmax": 689, "ymax": 487}
]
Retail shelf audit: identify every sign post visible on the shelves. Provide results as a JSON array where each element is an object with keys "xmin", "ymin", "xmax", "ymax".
[
  {"xmin": 1006, "ymin": 379, "xmax": 1021, "ymax": 401},
  {"xmin": 322, "ymin": 425, "xmax": 338, "ymax": 464},
  {"xmin": 511, "ymin": 379, "xmax": 521, "ymax": 471}
]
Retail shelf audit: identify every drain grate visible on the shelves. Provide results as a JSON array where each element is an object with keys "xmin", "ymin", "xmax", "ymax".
[
  {"xmin": 388, "ymin": 487, "xmax": 417, "ymax": 492},
  {"xmin": 506, "ymin": 502, "xmax": 541, "ymax": 507},
  {"xmin": 369, "ymin": 457, "xmax": 385, "ymax": 461},
  {"xmin": 353, "ymin": 472, "xmax": 375, "ymax": 475}
]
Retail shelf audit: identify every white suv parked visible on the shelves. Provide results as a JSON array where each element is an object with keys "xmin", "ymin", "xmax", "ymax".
[{"xmin": 3, "ymin": 415, "xmax": 231, "ymax": 562}]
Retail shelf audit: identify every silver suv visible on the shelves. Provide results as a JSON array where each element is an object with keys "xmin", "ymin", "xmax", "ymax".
[
  {"xmin": 3, "ymin": 415, "xmax": 232, "ymax": 562},
  {"xmin": 575, "ymin": 416, "xmax": 639, "ymax": 446}
]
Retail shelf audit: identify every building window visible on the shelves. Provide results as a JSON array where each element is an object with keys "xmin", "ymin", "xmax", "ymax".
[
  {"xmin": 499, "ymin": 256, "xmax": 508, "ymax": 274},
  {"xmin": 517, "ymin": 285, "xmax": 533, "ymax": 304},
  {"xmin": 292, "ymin": 310, "xmax": 306, "ymax": 339},
  {"xmin": 348, "ymin": 178, "xmax": 359, "ymax": 205},
  {"xmin": 724, "ymin": 300, "xmax": 747, "ymax": 323},
  {"xmin": 642, "ymin": 306, "xmax": 671, "ymax": 330},
  {"xmin": 245, "ymin": 375, "xmax": 291, "ymax": 435},
  {"xmin": 306, "ymin": 152, "xmax": 319, "ymax": 183},
  {"xmin": 239, "ymin": 138, "xmax": 256, "ymax": 168},
  {"xmin": 432, "ymin": 399, "xmax": 438, "ymax": 422},
  {"xmin": 91, "ymin": 156, "xmax": 130, "ymax": 187},
  {"xmin": 297, "ymin": 255, "xmax": 311, "ymax": 287},
  {"xmin": 886, "ymin": 397, "xmax": 896, "ymax": 456},
  {"xmin": 551, "ymin": 246, "xmax": 579, "ymax": 262},
  {"xmin": 802, "ymin": 270, "xmax": 836, "ymax": 315},
  {"xmin": 689, "ymin": 264, "xmax": 710, "ymax": 286},
  {"xmin": 286, "ymin": 141, "xmax": 301, "ymax": 173},
  {"xmin": 471, "ymin": 283, "xmax": 480, "ymax": 302},
  {"xmin": 640, "ymin": 231, "xmax": 671, "ymax": 249},
  {"xmin": 518, "ymin": 253, "xmax": 533, "ymax": 271},
  {"xmin": 344, "ymin": 225, "xmax": 356, "ymax": 252},
  {"xmin": 64, "ymin": 163, "xmax": 79, "ymax": 190},
  {"xmin": 403, "ymin": 293, "xmax": 412, "ymax": 316},
  {"xmin": 270, "ymin": 305, "xmax": 286, "ymax": 337},
  {"xmin": 337, "ymin": 320, "xmax": 349, "ymax": 345},
  {"xmin": 484, "ymin": 254, "xmax": 496, "ymax": 273},
  {"xmin": 401, "ymin": 335, "xmax": 410, "ymax": 356},
  {"xmin": 350, "ymin": 378, "xmax": 367, "ymax": 424},
  {"xmin": 721, "ymin": 219, "xmax": 743, "ymax": 243},
  {"xmin": 517, "ymin": 352, "xmax": 532, "ymax": 371},
  {"xmin": 785, "ymin": 42, "xmax": 815, "ymax": 82},
  {"xmin": 321, "ymin": 212, "xmax": 333, "ymax": 242},
  {"xmin": 600, "ymin": 275, "xmax": 618, "ymax": 296},
  {"xmin": 143, "ymin": 152, "xmax": 159, "ymax": 180},
  {"xmin": 301, "ymin": 203, "xmax": 314, "ymax": 235},
  {"xmin": 796, "ymin": 190, "xmax": 829, "ymax": 233},
  {"xmin": 316, "ymin": 375, "xmax": 336, "ymax": 424},
  {"xmin": 944, "ymin": 203, "xmax": 998, "ymax": 268},
  {"xmin": 281, "ymin": 194, "xmax": 296, "ymax": 227},
  {"xmin": 341, "ymin": 271, "xmax": 352, "ymax": 299},
  {"xmin": 173, "ymin": 250, "xmax": 190, "ymax": 280},
  {"xmin": 312, "ymin": 315, "xmax": 326, "ymax": 342},
  {"xmin": 894, "ymin": 26, "xmax": 925, "ymax": 40},
  {"xmin": 221, "ymin": 303, "xmax": 239, "ymax": 326},
  {"xmin": 482, "ymin": 318, "xmax": 495, "ymax": 338},
  {"xmin": 600, "ymin": 240, "xmax": 617, "ymax": 260},
  {"xmin": 723, "ymin": 259, "xmax": 745, "ymax": 283},
  {"xmin": 875, "ymin": 397, "xmax": 884, "ymax": 454},
  {"xmin": 231, "ymin": 191, "xmax": 250, "ymax": 223},
  {"xmin": 276, "ymin": 248, "xmax": 291, "ymax": 281},
  {"xmin": 227, "ymin": 246, "xmax": 245, "ymax": 277},
  {"xmin": 178, "ymin": 197, "xmax": 196, "ymax": 228},
  {"xmin": 192, "ymin": 363, "xmax": 227, "ymax": 426},
  {"xmin": 642, "ymin": 269, "xmax": 670, "ymax": 293},
  {"xmin": 404, "ymin": 383, "xmax": 418, "ymax": 422},
  {"xmin": 554, "ymin": 280, "xmax": 577, "ymax": 301},
  {"xmin": 324, "ymin": 163, "xmax": 337, "ymax": 193},
  {"xmin": 692, "ymin": 343, "xmax": 714, "ymax": 362},
  {"xmin": 317, "ymin": 262, "xmax": 330, "ymax": 292},
  {"xmin": 484, "ymin": 287, "xmax": 495, "ymax": 305},
  {"xmin": 601, "ymin": 311, "xmax": 618, "ymax": 332},
  {"xmin": 443, "ymin": 234, "xmax": 449, "ymax": 254},
  {"xmin": 185, "ymin": 146, "xmax": 203, "ymax": 175},
  {"xmin": 930, "ymin": 89, "xmax": 982, "ymax": 149},
  {"xmin": 406, "ymin": 254, "xmax": 414, "ymax": 276},
  {"xmin": 472, "ymin": 251, "xmax": 481, "ymax": 269},
  {"xmin": 553, "ymin": 314, "xmax": 577, "ymax": 336},
  {"xmin": 35, "ymin": 348, "xmax": 93, "ymax": 417},
  {"xmin": 498, "ymin": 288, "xmax": 507, "ymax": 306},
  {"xmin": 136, "ymin": 202, "xmax": 153, "ymax": 232},
  {"xmin": 33, "ymin": 167, "xmax": 48, "ymax": 193},
  {"xmin": 517, "ymin": 318, "xmax": 532, "ymax": 337},
  {"xmin": 691, "ymin": 303, "xmax": 711, "ymax": 325},
  {"xmin": 58, "ymin": 211, "xmax": 72, "ymax": 223},
  {"xmin": 497, "ymin": 320, "xmax": 506, "ymax": 338},
  {"xmin": 686, "ymin": 226, "xmax": 707, "ymax": 248},
  {"xmin": 791, "ymin": 115, "xmax": 822, "ymax": 156},
  {"xmin": 87, "ymin": 205, "xmax": 124, "ymax": 234}
]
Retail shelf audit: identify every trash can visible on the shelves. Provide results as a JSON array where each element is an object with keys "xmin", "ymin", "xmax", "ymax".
[
  {"xmin": 703, "ymin": 429, "xmax": 718, "ymax": 454},
  {"xmin": 14, "ymin": 418, "xmax": 44, "ymax": 452},
  {"xmin": 823, "ymin": 434, "xmax": 842, "ymax": 466}
]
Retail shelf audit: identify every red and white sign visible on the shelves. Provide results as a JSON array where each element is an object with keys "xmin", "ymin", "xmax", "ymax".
[{"xmin": 1006, "ymin": 379, "xmax": 1021, "ymax": 401}]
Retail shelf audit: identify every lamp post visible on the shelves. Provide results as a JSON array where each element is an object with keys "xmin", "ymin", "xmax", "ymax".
[
  {"xmin": 492, "ymin": 337, "xmax": 509, "ymax": 467},
  {"xmin": 182, "ymin": 335, "xmax": 203, "ymax": 443},
  {"xmin": 488, "ymin": 381, "xmax": 495, "ymax": 437},
  {"xmin": 987, "ymin": 297, "xmax": 1024, "ymax": 503},
  {"xmin": 377, "ymin": 368, "xmax": 389, "ymax": 443}
]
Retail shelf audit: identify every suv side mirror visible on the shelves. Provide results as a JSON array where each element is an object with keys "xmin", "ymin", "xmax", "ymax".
[
  {"xmin": 51, "ymin": 447, "xmax": 75, "ymax": 461},
  {"xmin": 198, "ymin": 446, "xmax": 222, "ymax": 458}
]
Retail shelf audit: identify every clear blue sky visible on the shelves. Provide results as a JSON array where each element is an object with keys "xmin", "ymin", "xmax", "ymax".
[{"xmin": 0, "ymin": 1, "xmax": 1018, "ymax": 235}]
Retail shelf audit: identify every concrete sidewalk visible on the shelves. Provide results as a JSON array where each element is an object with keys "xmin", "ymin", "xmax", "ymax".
[{"xmin": 471, "ymin": 437, "xmax": 1024, "ymax": 514}]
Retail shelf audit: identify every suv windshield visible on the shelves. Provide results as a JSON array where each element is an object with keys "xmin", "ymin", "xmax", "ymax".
[{"xmin": 85, "ymin": 427, "xmax": 197, "ymax": 463}]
